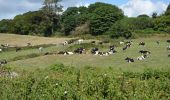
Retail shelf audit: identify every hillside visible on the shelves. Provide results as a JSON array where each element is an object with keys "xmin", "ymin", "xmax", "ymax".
[{"xmin": 0, "ymin": 33, "xmax": 71, "ymax": 47}]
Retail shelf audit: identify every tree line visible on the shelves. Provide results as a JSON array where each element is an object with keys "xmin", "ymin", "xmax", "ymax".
[{"xmin": 0, "ymin": 1, "xmax": 170, "ymax": 38}]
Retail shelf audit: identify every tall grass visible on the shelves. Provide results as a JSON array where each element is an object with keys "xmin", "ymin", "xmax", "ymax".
[{"xmin": 0, "ymin": 64, "xmax": 169, "ymax": 99}]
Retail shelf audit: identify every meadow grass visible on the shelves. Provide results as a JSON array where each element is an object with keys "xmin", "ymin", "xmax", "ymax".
[{"xmin": 5, "ymin": 37, "xmax": 170, "ymax": 72}]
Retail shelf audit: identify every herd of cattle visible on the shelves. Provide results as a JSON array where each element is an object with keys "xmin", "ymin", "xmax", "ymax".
[{"xmin": 0, "ymin": 39, "xmax": 170, "ymax": 66}]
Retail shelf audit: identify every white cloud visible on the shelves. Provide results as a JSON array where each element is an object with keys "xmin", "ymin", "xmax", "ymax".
[
  {"xmin": 0, "ymin": 0, "xmax": 43, "ymax": 20},
  {"xmin": 120, "ymin": 0, "xmax": 168, "ymax": 17}
]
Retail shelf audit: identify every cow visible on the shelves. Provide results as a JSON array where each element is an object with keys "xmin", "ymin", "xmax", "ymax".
[
  {"xmin": 0, "ymin": 48, "xmax": 2, "ymax": 52},
  {"xmin": 168, "ymin": 54, "xmax": 170, "ymax": 57},
  {"xmin": 102, "ymin": 52, "xmax": 109, "ymax": 56},
  {"xmin": 91, "ymin": 41, "xmax": 96, "ymax": 44},
  {"xmin": 108, "ymin": 50, "xmax": 117, "ymax": 54},
  {"xmin": 110, "ymin": 45, "xmax": 115, "ymax": 51},
  {"xmin": 167, "ymin": 40, "xmax": 170, "ymax": 43},
  {"xmin": 57, "ymin": 51, "xmax": 74, "ymax": 55},
  {"xmin": 91, "ymin": 48, "xmax": 99, "ymax": 54},
  {"xmin": 139, "ymin": 50, "xmax": 151, "ymax": 55},
  {"xmin": 126, "ymin": 43, "xmax": 132, "ymax": 48},
  {"xmin": 139, "ymin": 42, "xmax": 145, "ymax": 46},
  {"xmin": 16, "ymin": 47, "xmax": 21, "ymax": 52},
  {"xmin": 0, "ymin": 59, "xmax": 7, "ymax": 67},
  {"xmin": 63, "ymin": 41, "xmax": 68, "ymax": 46},
  {"xmin": 96, "ymin": 52, "xmax": 108, "ymax": 56},
  {"xmin": 77, "ymin": 39, "xmax": 84, "ymax": 44},
  {"xmin": 1, "ymin": 44, "xmax": 9, "ymax": 48},
  {"xmin": 156, "ymin": 41, "xmax": 159, "ymax": 45},
  {"xmin": 66, "ymin": 52, "xmax": 74, "ymax": 55},
  {"xmin": 58, "ymin": 51, "xmax": 66, "ymax": 55},
  {"xmin": 98, "ymin": 42, "xmax": 103, "ymax": 45},
  {"xmin": 74, "ymin": 47, "xmax": 85, "ymax": 54},
  {"xmin": 39, "ymin": 47, "xmax": 43, "ymax": 52},
  {"xmin": 167, "ymin": 46, "xmax": 170, "ymax": 50},
  {"xmin": 123, "ymin": 45, "xmax": 128, "ymax": 51},
  {"xmin": 137, "ymin": 55, "xmax": 148, "ymax": 60},
  {"xmin": 125, "ymin": 57, "xmax": 134, "ymax": 63}
]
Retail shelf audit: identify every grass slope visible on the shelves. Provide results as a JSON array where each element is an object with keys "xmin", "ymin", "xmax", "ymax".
[{"xmin": 6, "ymin": 37, "xmax": 170, "ymax": 72}]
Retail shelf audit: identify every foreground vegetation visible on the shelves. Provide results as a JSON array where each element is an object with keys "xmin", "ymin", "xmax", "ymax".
[{"xmin": 0, "ymin": 64, "xmax": 170, "ymax": 100}]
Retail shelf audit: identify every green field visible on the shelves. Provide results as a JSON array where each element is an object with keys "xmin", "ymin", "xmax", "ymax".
[
  {"xmin": 1, "ymin": 36, "xmax": 168, "ymax": 72},
  {"xmin": 0, "ymin": 34, "xmax": 170, "ymax": 99}
]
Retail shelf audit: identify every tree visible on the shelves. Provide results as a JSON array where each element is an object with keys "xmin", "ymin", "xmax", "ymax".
[
  {"xmin": 63, "ymin": 15, "xmax": 77, "ymax": 35},
  {"xmin": 165, "ymin": 4, "xmax": 170, "ymax": 15},
  {"xmin": 138, "ymin": 14, "xmax": 149, "ymax": 18},
  {"xmin": 43, "ymin": 0, "xmax": 63, "ymax": 13},
  {"xmin": 152, "ymin": 12, "xmax": 157, "ymax": 18},
  {"xmin": 61, "ymin": 7, "xmax": 90, "ymax": 35},
  {"xmin": 89, "ymin": 2, "xmax": 124, "ymax": 35},
  {"xmin": 106, "ymin": 18, "xmax": 133, "ymax": 39}
]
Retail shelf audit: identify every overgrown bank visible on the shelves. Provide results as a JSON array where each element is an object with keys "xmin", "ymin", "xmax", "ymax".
[{"xmin": 0, "ymin": 64, "xmax": 170, "ymax": 99}]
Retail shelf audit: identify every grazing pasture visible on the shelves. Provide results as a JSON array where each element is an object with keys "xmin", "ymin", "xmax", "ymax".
[
  {"xmin": 0, "ymin": 33, "xmax": 71, "ymax": 46},
  {"xmin": 0, "ymin": 34, "xmax": 167, "ymax": 72},
  {"xmin": 0, "ymin": 34, "xmax": 170, "ymax": 99}
]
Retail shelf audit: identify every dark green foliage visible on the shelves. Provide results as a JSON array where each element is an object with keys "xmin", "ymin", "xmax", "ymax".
[
  {"xmin": 0, "ymin": 19, "xmax": 13, "ymax": 33},
  {"xmin": 152, "ymin": 12, "xmax": 157, "ymax": 18},
  {"xmin": 165, "ymin": 4, "xmax": 170, "ymax": 15},
  {"xmin": 0, "ymin": 1, "xmax": 170, "ymax": 37},
  {"xmin": 61, "ymin": 7, "xmax": 89, "ymax": 35},
  {"xmin": 89, "ymin": 2, "xmax": 124, "ymax": 35},
  {"xmin": 154, "ymin": 16, "xmax": 170, "ymax": 32},
  {"xmin": 138, "ymin": 14, "xmax": 150, "ymax": 18},
  {"xmin": 106, "ymin": 18, "xmax": 133, "ymax": 39}
]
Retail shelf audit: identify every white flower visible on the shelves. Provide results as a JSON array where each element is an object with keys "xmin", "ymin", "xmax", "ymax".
[
  {"xmin": 45, "ymin": 76, "xmax": 49, "ymax": 79},
  {"xmin": 64, "ymin": 91, "xmax": 68, "ymax": 94}
]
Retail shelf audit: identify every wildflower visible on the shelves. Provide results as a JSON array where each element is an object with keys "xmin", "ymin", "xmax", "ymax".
[
  {"xmin": 45, "ymin": 76, "xmax": 49, "ymax": 79},
  {"xmin": 64, "ymin": 91, "xmax": 68, "ymax": 95}
]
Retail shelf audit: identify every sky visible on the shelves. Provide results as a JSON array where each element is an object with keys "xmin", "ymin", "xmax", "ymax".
[{"xmin": 0, "ymin": 0, "xmax": 169, "ymax": 20}]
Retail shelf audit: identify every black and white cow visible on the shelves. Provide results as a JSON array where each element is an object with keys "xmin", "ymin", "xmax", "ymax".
[
  {"xmin": 58, "ymin": 51, "xmax": 74, "ymax": 55},
  {"xmin": 96, "ymin": 51, "xmax": 109, "ymax": 56},
  {"xmin": 1, "ymin": 44, "xmax": 9, "ymax": 48},
  {"xmin": 139, "ymin": 50, "xmax": 151, "ymax": 55},
  {"xmin": 122, "ymin": 45, "xmax": 128, "ymax": 51},
  {"xmin": 91, "ymin": 48, "xmax": 99, "ymax": 54},
  {"xmin": 110, "ymin": 45, "xmax": 115, "ymax": 51},
  {"xmin": 167, "ymin": 46, "xmax": 170, "ymax": 50},
  {"xmin": 125, "ymin": 57, "xmax": 134, "ymax": 63},
  {"xmin": 137, "ymin": 55, "xmax": 148, "ymax": 60},
  {"xmin": 74, "ymin": 47, "xmax": 85, "ymax": 54},
  {"xmin": 139, "ymin": 42, "xmax": 145, "ymax": 46},
  {"xmin": 0, "ymin": 59, "xmax": 7, "ymax": 67}
]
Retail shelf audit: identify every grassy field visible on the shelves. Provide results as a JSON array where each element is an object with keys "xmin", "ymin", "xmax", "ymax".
[
  {"xmin": 0, "ymin": 34, "xmax": 169, "ymax": 72},
  {"xmin": 0, "ymin": 33, "xmax": 71, "ymax": 46},
  {"xmin": 0, "ymin": 34, "xmax": 170, "ymax": 99}
]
